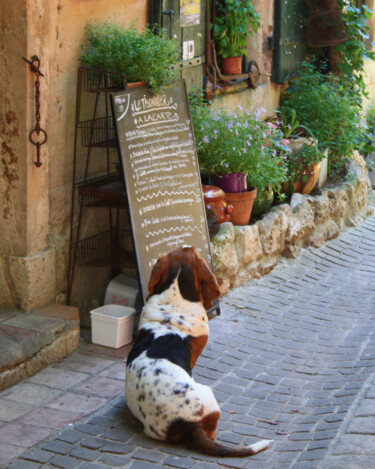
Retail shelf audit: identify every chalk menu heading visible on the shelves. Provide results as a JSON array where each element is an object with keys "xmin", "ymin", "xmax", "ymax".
[{"xmin": 111, "ymin": 79, "xmax": 212, "ymax": 302}]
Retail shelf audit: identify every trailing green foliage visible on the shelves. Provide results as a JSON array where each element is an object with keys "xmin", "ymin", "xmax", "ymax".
[
  {"xmin": 336, "ymin": 0, "xmax": 375, "ymax": 101},
  {"xmin": 80, "ymin": 22, "xmax": 180, "ymax": 93},
  {"xmin": 213, "ymin": 0, "xmax": 260, "ymax": 58}
]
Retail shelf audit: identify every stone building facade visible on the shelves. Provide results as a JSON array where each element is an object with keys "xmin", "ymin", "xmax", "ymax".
[{"xmin": 1, "ymin": 0, "xmax": 375, "ymax": 322}]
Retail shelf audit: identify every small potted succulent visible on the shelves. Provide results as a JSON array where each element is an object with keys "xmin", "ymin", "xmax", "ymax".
[
  {"xmin": 79, "ymin": 22, "xmax": 180, "ymax": 93},
  {"xmin": 213, "ymin": 0, "xmax": 260, "ymax": 75}
]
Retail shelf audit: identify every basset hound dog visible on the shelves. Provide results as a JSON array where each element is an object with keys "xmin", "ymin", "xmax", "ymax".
[{"xmin": 125, "ymin": 246, "xmax": 271, "ymax": 457}]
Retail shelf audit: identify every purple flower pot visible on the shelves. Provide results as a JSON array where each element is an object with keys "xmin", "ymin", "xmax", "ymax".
[{"xmin": 212, "ymin": 173, "xmax": 247, "ymax": 193}]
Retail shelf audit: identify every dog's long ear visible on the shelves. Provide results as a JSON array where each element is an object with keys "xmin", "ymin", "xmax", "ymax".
[
  {"xmin": 198, "ymin": 257, "xmax": 221, "ymax": 311},
  {"xmin": 147, "ymin": 254, "xmax": 170, "ymax": 298}
]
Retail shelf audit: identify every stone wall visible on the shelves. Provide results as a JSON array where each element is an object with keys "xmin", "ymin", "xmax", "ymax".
[
  {"xmin": 211, "ymin": 152, "xmax": 373, "ymax": 295},
  {"xmin": 0, "ymin": 0, "xmax": 147, "ymax": 312}
]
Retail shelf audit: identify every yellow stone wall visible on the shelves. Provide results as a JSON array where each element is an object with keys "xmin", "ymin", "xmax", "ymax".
[{"xmin": 0, "ymin": 0, "xmax": 147, "ymax": 312}]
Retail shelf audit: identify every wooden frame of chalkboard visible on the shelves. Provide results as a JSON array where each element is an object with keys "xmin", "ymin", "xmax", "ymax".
[{"xmin": 110, "ymin": 79, "xmax": 220, "ymax": 316}]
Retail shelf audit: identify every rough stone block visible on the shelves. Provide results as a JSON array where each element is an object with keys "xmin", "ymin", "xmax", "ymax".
[
  {"xmin": 7, "ymin": 249, "xmax": 56, "ymax": 311},
  {"xmin": 322, "ymin": 188, "xmax": 349, "ymax": 230},
  {"xmin": 307, "ymin": 220, "xmax": 339, "ymax": 248},
  {"xmin": 256, "ymin": 209, "xmax": 288, "ymax": 255},
  {"xmin": 234, "ymin": 224, "xmax": 263, "ymax": 264},
  {"xmin": 286, "ymin": 194, "xmax": 315, "ymax": 243},
  {"xmin": 211, "ymin": 223, "xmax": 238, "ymax": 277},
  {"xmin": 0, "ymin": 257, "xmax": 16, "ymax": 309},
  {"xmin": 312, "ymin": 195, "xmax": 331, "ymax": 224}
]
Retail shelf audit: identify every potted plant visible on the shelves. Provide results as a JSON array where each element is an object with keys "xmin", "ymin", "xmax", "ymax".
[
  {"xmin": 279, "ymin": 61, "xmax": 364, "ymax": 181},
  {"xmin": 190, "ymin": 102, "xmax": 288, "ymax": 224},
  {"xmin": 247, "ymin": 119, "xmax": 290, "ymax": 215},
  {"xmin": 79, "ymin": 22, "xmax": 180, "ymax": 93},
  {"xmin": 272, "ymin": 108, "xmax": 323, "ymax": 195},
  {"xmin": 214, "ymin": 0, "xmax": 260, "ymax": 75}
]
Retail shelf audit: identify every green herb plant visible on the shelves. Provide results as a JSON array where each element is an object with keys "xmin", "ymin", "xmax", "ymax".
[
  {"xmin": 80, "ymin": 22, "xmax": 180, "ymax": 93},
  {"xmin": 213, "ymin": 0, "xmax": 260, "ymax": 58}
]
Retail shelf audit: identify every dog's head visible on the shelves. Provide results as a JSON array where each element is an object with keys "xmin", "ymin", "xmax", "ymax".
[{"xmin": 147, "ymin": 246, "xmax": 221, "ymax": 311}]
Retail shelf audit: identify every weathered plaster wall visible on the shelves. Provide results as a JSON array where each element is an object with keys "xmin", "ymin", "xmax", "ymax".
[
  {"xmin": 0, "ymin": 0, "xmax": 30, "ymax": 308},
  {"xmin": 213, "ymin": 0, "xmax": 282, "ymax": 118},
  {"xmin": 212, "ymin": 153, "xmax": 372, "ymax": 294},
  {"xmin": 0, "ymin": 0, "xmax": 147, "ymax": 311}
]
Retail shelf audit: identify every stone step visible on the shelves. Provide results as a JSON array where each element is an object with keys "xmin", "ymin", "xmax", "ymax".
[{"xmin": 0, "ymin": 304, "xmax": 80, "ymax": 391}]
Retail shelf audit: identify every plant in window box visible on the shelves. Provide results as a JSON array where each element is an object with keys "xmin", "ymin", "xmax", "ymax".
[
  {"xmin": 190, "ymin": 102, "xmax": 288, "ymax": 224},
  {"xmin": 214, "ymin": 0, "xmax": 260, "ymax": 75},
  {"xmin": 79, "ymin": 22, "xmax": 180, "ymax": 93}
]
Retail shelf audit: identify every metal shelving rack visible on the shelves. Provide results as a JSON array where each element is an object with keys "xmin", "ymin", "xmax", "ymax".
[{"xmin": 67, "ymin": 67, "xmax": 136, "ymax": 304}]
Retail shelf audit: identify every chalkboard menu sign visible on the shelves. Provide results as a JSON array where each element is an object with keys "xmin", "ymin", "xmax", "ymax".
[{"xmin": 111, "ymin": 79, "xmax": 214, "ymax": 304}]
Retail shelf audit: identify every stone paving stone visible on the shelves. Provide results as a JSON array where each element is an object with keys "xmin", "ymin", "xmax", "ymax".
[
  {"xmin": 48, "ymin": 454, "xmax": 81, "ymax": 469},
  {"xmin": 7, "ymin": 459, "xmax": 41, "ymax": 469},
  {"xmin": 0, "ymin": 399, "xmax": 35, "ymax": 421},
  {"xmin": 69, "ymin": 446, "xmax": 99, "ymax": 461},
  {"xmin": 26, "ymin": 367, "xmax": 89, "ymax": 390},
  {"xmin": 47, "ymin": 392, "xmax": 108, "ymax": 414},
  {"xmin": 346, "ymin": 415, "xmax": 375, "ymax": 434},
  {"xmin": 56, "ymin": 429, "xmax": 86, "ymax": 444},
  {"xmin": 0, "ymin": 444, "xmax": 28, "ymax": 467},
  {"xmin": 354, "ymin": 399, "xmax": 375, "ymax": 416},
  {"xmin": 19, "ymin": 448, "xmax": 53, "ymax": 463},
  {"xmin": 18, "ymin": 407, "xmax": 82, "ymax": 430},
  {"xmin": 53, "ymin": 353, "xmax": 114, "ymax": 374},
  {"xmin": 41, "ymin": 439, "xmax": 74, "ymax": 455},
  {"xmin": 2, "ymin": 383, "xmax": 63, "ymax": 406},
  {"xmin": 72, "ymin": 376, "xmax": 124, "ymax": 398},
  {"xmin": 131, "ymin": 447, "xmax": 165, "ymax": 463},
  {"xmin": 75, "ymin": 463, "xmax": 108, "ymax": 469},
  {"xmin": 98, "ymin": 452, "xmax": 131, "ymax": 466},
  {"xmin": 80, "ymin": 436, "xmax": 107, "ymax": 450},
  {"xmin": 0, "ymin": 422, "xmax": 55, "ymax": 448}
]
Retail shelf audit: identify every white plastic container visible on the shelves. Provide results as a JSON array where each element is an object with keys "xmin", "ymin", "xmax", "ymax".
[
  {"xmin": 104, "ymin": 274, "xmax": 139, "ymax": 308},
  {"xmin": 90, "ymin": 304, "xmax": 136, "ymax": 348}
]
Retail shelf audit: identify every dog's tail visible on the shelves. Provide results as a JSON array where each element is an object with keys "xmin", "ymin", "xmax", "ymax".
[{"xmin": 170, "ymin": 421, "xmax": 272, "ymax": 457}]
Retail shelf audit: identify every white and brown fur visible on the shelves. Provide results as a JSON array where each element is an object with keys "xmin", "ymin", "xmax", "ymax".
[{"xmin": 125, "ymin": 246, "xmax": 271, "ymax": 457}]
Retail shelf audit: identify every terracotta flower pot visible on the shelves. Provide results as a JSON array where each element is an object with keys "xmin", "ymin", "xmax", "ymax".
[
  {"xmin": 212, "ymin": 173, "xmax": 247, "ymax": 193},
  {"xmin": 127, "ymin": 81, "xmax": 147, "ymax": 89},
  {"xmin": 284, "ymin": 162, "xmax": 321, "ymax": 196},
  {"xmin": 225, "ymin": 187, "xmax": 257, "ymax": 225},
  {"xmin": 221, "ymin": 56, "xmax": 242, "ymax": 75}
]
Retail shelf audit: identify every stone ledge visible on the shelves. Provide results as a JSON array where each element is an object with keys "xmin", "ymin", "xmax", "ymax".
[
  {"xmin": 211, "ymin": 152, "xmax": 373, "ymax": 294},
  {"xmin": 0, "ymin": 304, "xmax": 80, "ymax": 391}
]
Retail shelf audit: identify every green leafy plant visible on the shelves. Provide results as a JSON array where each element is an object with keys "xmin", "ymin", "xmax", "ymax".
[
  {"xmin": 80, "ymin": 22, "xmax": 180, "ymax": 93},
  {"xmin": 286, "ymin": 144, "xmax": 325, "ymax": 182},
  {"xmin": 279, "ymin": 61, "xmax": 363, "ymax": 176},
  {"xmin": 213, "ymin": 0, "xmax": 260, "ymax": 58},
  {"xmin": 190, "ymin": 101, "xmax": 288, "ymax": 195},
  {"xmin": 336, "ymin": 1, "xmax": 375, "ymax": 102}
]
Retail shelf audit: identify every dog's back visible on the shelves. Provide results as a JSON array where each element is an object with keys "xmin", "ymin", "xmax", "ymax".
[{"xmin": 125, "ymin": 247, "xmax": 271, "ymax": 457}]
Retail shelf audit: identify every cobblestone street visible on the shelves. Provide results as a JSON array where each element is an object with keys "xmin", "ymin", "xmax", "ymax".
[{"xmin": 3, "ymin": 213, "xmax": 375, "ymax": 469}]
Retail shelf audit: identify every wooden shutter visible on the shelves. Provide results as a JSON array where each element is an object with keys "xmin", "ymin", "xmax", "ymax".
[
  {"xmin": 148, "ymin": 0, "xmax": 206, "ymax": 90},
  {"xmin": 272, "ymin": 0, "xmax": 308, "ymax": 83}
]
